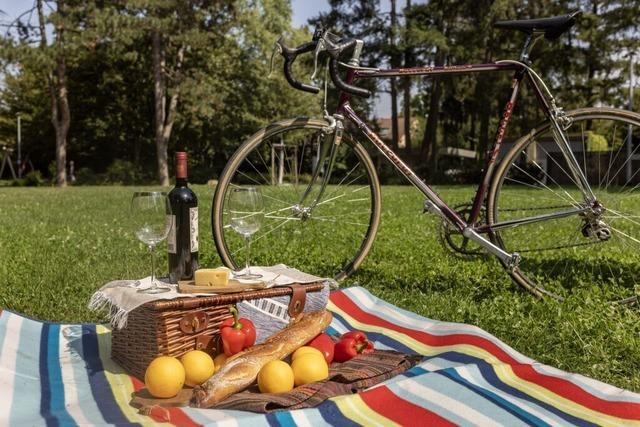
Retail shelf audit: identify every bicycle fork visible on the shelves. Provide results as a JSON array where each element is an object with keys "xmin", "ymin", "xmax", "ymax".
[{"xmin": 291, "ymin": 113, "xmax": 344, "ymax": 219}]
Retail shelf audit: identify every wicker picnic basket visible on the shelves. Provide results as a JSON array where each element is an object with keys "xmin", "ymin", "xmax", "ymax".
[{"xmin": 111, "ymin": 282, "xmax": 325, "ymax": 379}]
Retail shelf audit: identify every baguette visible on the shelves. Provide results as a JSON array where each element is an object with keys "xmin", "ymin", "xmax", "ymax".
[{"xmin": 192, "ymin": 310, "xmax": 332, "ymax": 408}]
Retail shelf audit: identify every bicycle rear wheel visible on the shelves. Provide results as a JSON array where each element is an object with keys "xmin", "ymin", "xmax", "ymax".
[
  {"xmin": 488, "ymin": 108, "xmax": 640, "ymax": 301},
  {"xmin": 212, "ymin": 118, "xmax": 381, "ymax": 281}
]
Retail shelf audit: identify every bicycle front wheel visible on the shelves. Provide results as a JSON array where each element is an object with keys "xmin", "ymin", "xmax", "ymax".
[
  {"xmin": 488, "ymin": 107, "xmax": 640, "ymax": 301},
  {"xmin": 212, "ymin": 117, "xmax": 381, "ymax": 281}
]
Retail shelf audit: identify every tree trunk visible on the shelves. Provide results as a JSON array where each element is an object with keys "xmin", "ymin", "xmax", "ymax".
[
  {"xmin": 152, "ymin": 31, "xmax": 185, "ymax": 186},
  {"xmin": 421, "ymin": 48, "xmax": 444, "ymax": 167},
  {"xmin": 402, "ymin": 0, "xmax": 413, "ymax": 156},
  {"xmin": 426, "ymin": 76, "xmax": 442, "ymax": 169},
  {"xmin": 389, "ymin": 0, "xmax": 399, "ymax": 150},
  {"xmin": 477, "ymin": 89, "xmax": 490, "ymax": 165},
  {"xmin": 38, "ymin": 0, "xmax": 70, "ymax": 187},
  {"xmin": 152, "ymin": 30, "xmax": 169, "ymax": 186}
]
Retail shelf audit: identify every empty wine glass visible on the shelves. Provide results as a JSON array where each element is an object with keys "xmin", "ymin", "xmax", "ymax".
[
  {"xmin": 228, "ymin": 187, "xmax": 264, "ymax": 279},
  {"xmin": 131, "ymin": 191, "xmax": 172, "ymax": 294}
]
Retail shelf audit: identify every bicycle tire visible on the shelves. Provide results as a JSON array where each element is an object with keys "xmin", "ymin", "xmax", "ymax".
[
  {"xmin": 212, "ymin": 117, "xmax": 381, "ymax": 281},
  {"xmin": 487, "ymin": 107, "xmax": 640, "ymax": 301}
]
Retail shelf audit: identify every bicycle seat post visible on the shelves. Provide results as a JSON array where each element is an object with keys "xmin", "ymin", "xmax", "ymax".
[{"xmin": 519, "ymin": 32, "xmax": 542, "ymax": 64}]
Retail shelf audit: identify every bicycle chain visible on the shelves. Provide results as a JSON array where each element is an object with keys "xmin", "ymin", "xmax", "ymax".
[{"xmin": 495, "ymin": 204, "xmax": 604, "ymax": 252}]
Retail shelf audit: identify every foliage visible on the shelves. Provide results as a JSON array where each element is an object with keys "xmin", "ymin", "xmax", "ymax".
[
  {"xmin": 105, "ymin": 159, "xmax": 143, "ymax": 185},
  {"xmin": 23, "ymin": 170, "xmax": 45, "ymax": 186},
  {"xmin": 0, "ymin": 0, "xmax": 320, "ymax": 182},
  {"xmin": 586, "ymin": 130, "xmax": 608, "ymax": 151},
  {"xmin": 0, "ymin": 185, "xmax": 638, "ymax": 392},
  {"xmin": 0, "ymin": 1, "xmax": 638, "ymax": 184}
]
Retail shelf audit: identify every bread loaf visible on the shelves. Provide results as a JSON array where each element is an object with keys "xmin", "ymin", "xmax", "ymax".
[{"xmin": 192, "ymin": 310, "xmax": 332, "ymax": 408}]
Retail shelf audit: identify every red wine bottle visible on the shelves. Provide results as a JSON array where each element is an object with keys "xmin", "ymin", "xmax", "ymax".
[{"xmin": 168, "ymin": 152, "xmax": 199, "ymax": 283}]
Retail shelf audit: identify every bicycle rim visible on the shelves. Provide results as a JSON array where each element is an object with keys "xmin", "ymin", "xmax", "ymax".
[
  {"xmin": 488, "ymin": 108, "xmax": 640, "ymax": 302},
  {"xmin": 212, "ymin": 118, "xmax": 381, "ymax": 281}
]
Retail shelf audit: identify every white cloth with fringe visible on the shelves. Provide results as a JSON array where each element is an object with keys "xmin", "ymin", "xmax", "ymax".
[{"xmin": 88, "ymin": 265, "xmax": 331, "ymax": 329}]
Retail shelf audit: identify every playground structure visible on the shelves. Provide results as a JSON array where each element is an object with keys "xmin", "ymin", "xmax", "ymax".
[{"xmin": 0, "ymin": 145, "xmax": 34, "ymax": 180}]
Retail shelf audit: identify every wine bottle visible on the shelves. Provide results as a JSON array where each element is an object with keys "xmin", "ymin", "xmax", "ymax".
[{"xmin": 168, "ymin": 151, "xmax": 199, "ymax": 283}]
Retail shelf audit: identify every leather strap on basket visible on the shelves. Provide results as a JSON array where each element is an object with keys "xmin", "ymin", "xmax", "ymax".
[
  {"xmin": 195, "ymin": 334, "xmax": 218, "ymax": 353},
  {"xmin": 287, "ymin": 284, "xmax": 307, "ymax": 318},
  {"xmin": 179, "ymin": 311, "xmax": 209, "ymax": 334}
]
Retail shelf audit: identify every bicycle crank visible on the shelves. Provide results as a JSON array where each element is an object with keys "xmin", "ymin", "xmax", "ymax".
[{"xmin": 436, "ymin": 203, "xmax": 488, "ymax": 260}]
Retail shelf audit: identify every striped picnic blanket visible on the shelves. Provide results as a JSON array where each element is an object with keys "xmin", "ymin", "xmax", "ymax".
[{"xmin": 0, "ymin": 286, "xmax": 638, "ymax": 426}]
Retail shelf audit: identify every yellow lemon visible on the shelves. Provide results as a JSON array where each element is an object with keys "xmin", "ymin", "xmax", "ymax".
[
  {"xmin": 257, "ymin": 360, "xmax": 294, "ymax": 393},
  {"xmin": 144, "ymin": 356, "xmax": 185, "ymax": 398},
  {"xmin": 180, "ymin": 350, "xmax": 215, "ymax": 387},
  {"xmin": 292, "ymin": 346, "xmax": 324, "ymax": 362},
  {"xmin": 213, "ymin": 353, "xmax": 228, "ymax": 373},
  {"xmin": 291, "ymin": 353, "xmax": 329, "ymax": 386}
]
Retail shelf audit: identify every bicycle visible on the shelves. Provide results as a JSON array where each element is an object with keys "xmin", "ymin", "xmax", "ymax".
[{"xmin": 212, "ymin": 11, "xmax": 640, "ymax": 302}]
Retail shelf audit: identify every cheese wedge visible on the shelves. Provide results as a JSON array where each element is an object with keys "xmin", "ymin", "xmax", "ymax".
[{"xmin": 194, "ymin": 267, "xmax": 231, "ymax": 287}]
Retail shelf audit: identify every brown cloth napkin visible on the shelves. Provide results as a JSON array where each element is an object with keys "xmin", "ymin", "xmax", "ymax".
[{"xmin": 212, "ymin": 350, "xmax": 422, "ymax": 413}]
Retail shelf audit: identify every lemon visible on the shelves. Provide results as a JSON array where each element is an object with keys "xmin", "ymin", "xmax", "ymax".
[
  {"xmin": 257, "ymin": 360, "xmax": 294, "ymax": 393},
  {"xmin": 213, "ymin": 353, "xmax": 228, "ymax": 373},
  {"xmin": 144, "ymin": 356, "xmax": 185, "ymax": 398},
  {"xmin": 291, "ymin": 353, "xmax": 329, "ymax": 386},
  {"xmin": 292, "ymin": 346, "xmax": 324, "ymax": 362},
  {"xmin": 180, "ymin": 350, "xmax": 215, "ymax": 387}
]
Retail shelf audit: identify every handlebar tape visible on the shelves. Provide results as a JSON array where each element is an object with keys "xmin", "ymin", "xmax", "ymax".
[
  {"xmin": 329, "ymin": 58, "xmax": 371, "ymax": 98},
  {"xmin": 280, "ymin": 40, "xmax": 320, "ymax": 94}
]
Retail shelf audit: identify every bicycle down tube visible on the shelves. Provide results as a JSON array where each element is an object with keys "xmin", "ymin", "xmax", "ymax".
[{"xmin": 338, "ymin": 100, "xmax": 518, "ymax": 267}]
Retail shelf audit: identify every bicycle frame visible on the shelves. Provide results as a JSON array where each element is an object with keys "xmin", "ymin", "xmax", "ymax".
[{"xmin": 314, "ymin": 57, "xmax": 598, "ymax": 267}]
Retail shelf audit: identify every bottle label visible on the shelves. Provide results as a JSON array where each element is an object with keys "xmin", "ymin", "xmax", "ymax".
[
  {"xmin": 190, "ymin": 207, "xmax": 199, "ymax": 253},
  {"xmin": 167, "ymin": 214, "xmax": 177, "ymax": 254}
]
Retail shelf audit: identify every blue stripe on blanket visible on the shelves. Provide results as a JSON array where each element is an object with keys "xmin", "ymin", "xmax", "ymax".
[
  {"xmin": 316, "ymin": 399, "xmax": 360, "ymax": 426},
  {"xmin": 440, "ymin": 351, "xmax": 598, "ymax": 427},
  {"xmin": 81, "ymin": 325, "xmax": 139, "ymax": 426},
  {"xmin": 439, "ymin": 367, "xmax": 548, "ymax": 426},
  {"xmin": 40, "ymin": 323, "xmax": 77, "ymax": 427}
]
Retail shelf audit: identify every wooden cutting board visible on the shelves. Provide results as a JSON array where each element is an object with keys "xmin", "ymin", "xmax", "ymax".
[{"xmin": 178, "ymin": 278, "xmax": 268, "ymax": 294}]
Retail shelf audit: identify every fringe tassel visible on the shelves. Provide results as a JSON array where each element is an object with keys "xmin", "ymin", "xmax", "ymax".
[{"xmin": 87, "ymin": 290, "xmax": 131, "ymax": 329}]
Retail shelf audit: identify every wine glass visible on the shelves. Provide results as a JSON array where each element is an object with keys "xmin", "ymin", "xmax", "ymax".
[
  {"xmin": 131, "ymin": 191, "xmax": 172, "ymax": 294},
  {"xmin": 228, "ymin": 187, "xmax": 264, "ymax": 279}
]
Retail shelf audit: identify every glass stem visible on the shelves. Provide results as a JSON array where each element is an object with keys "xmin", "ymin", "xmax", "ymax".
[
  {"xmin": 245, "ymin": 234, "xmax": 251, "ymax": 275},
  {"xmin": 150, "ymin": 244, "xmax": 156, "ymax": 286}
]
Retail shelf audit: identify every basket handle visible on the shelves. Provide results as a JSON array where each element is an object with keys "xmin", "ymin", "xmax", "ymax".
[{"xmin": 286, "ymin": 284, "xmax": 307, "ymax": 318}]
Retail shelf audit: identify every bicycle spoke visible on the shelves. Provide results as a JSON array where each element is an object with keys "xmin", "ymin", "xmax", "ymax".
[
  {"xmin": 491, "ymin": 112, "xmax": 640, "ymax": 300},
  {"xmin": 602, "ymin": 123, "xmax": 619, "ymax": 189},
  {"xmin": 215, "ymin": 122, "xmax": 379, "ymax": 279}
]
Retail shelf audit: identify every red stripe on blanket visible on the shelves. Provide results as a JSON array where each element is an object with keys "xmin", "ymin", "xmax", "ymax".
[
  {"xmin": 130, "ymin": 376, "xmax": 201, "ymax": 426},
  {"xmin": 330, "ymin": 291, "xmax": 640, "ymax": 420},
  {"xmin": 360, "ymin": 385, "xmax": 455, "ymax": 426}
]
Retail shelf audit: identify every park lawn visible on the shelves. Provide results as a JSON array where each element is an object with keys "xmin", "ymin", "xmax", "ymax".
[{"xmin": 0, "ymin": 184, "xmax": 638, "ymax": 392}]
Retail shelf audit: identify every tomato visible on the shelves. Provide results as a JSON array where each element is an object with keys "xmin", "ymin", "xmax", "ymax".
[{"xmin": 307, "ymin": 332, "xmax": 335, "ymax": 364}]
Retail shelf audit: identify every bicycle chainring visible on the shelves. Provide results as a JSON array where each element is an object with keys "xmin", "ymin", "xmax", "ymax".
[{"xmin": 437, "ymin": 203, "xmax": 488, "ymax": 260}]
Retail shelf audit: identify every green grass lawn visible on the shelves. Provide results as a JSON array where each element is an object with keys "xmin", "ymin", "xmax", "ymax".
[{"xmin": 0, "ymin": 184, "xmax": 638, "ymax": 392}]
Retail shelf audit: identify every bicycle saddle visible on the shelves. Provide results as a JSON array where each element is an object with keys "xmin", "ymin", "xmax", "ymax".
[{"xmin": 494, "ymin": 10, "xmax": 581, "ymax": 40}]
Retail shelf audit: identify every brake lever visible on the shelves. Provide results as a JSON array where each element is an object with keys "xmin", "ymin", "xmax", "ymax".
[
  {"xmin": 268, "ymin": 37, "xmax": 284, "ymax": 78},
  {"xmin": 310, "ymin": 38, "xmax": 326, "ymax": 80}
]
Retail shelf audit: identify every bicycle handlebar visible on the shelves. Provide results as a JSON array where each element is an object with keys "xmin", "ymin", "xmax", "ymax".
[
  {"xmin": 275, "ymin": 37, "xmax": 320, "ymax": 94},
  {"xmin": 273, "ymin": 32, "xmax": 372, "ymax": 98},
  {"xmin": 323, "ymin": 38, "xmax": 372, "ymax": 98}
]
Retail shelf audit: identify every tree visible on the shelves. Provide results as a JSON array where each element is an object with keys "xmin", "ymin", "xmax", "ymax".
[
  {"xmin": 402, "ymin": 0, "xmax": 413, "ymax": 155},
  {"xmin": 388, "ymin": 0, "xmax": 400, "ymax": 150},
  {"xmin": 37, "ymin": 0, "xmax": 71, "ymax": 187},
  {"xmin": 118, "ymin": 1, "xmax": 237, "ymax": 185},
  {"xmin": 0, "ymin": 1, "xmax": 75, "ymax": 186}
]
